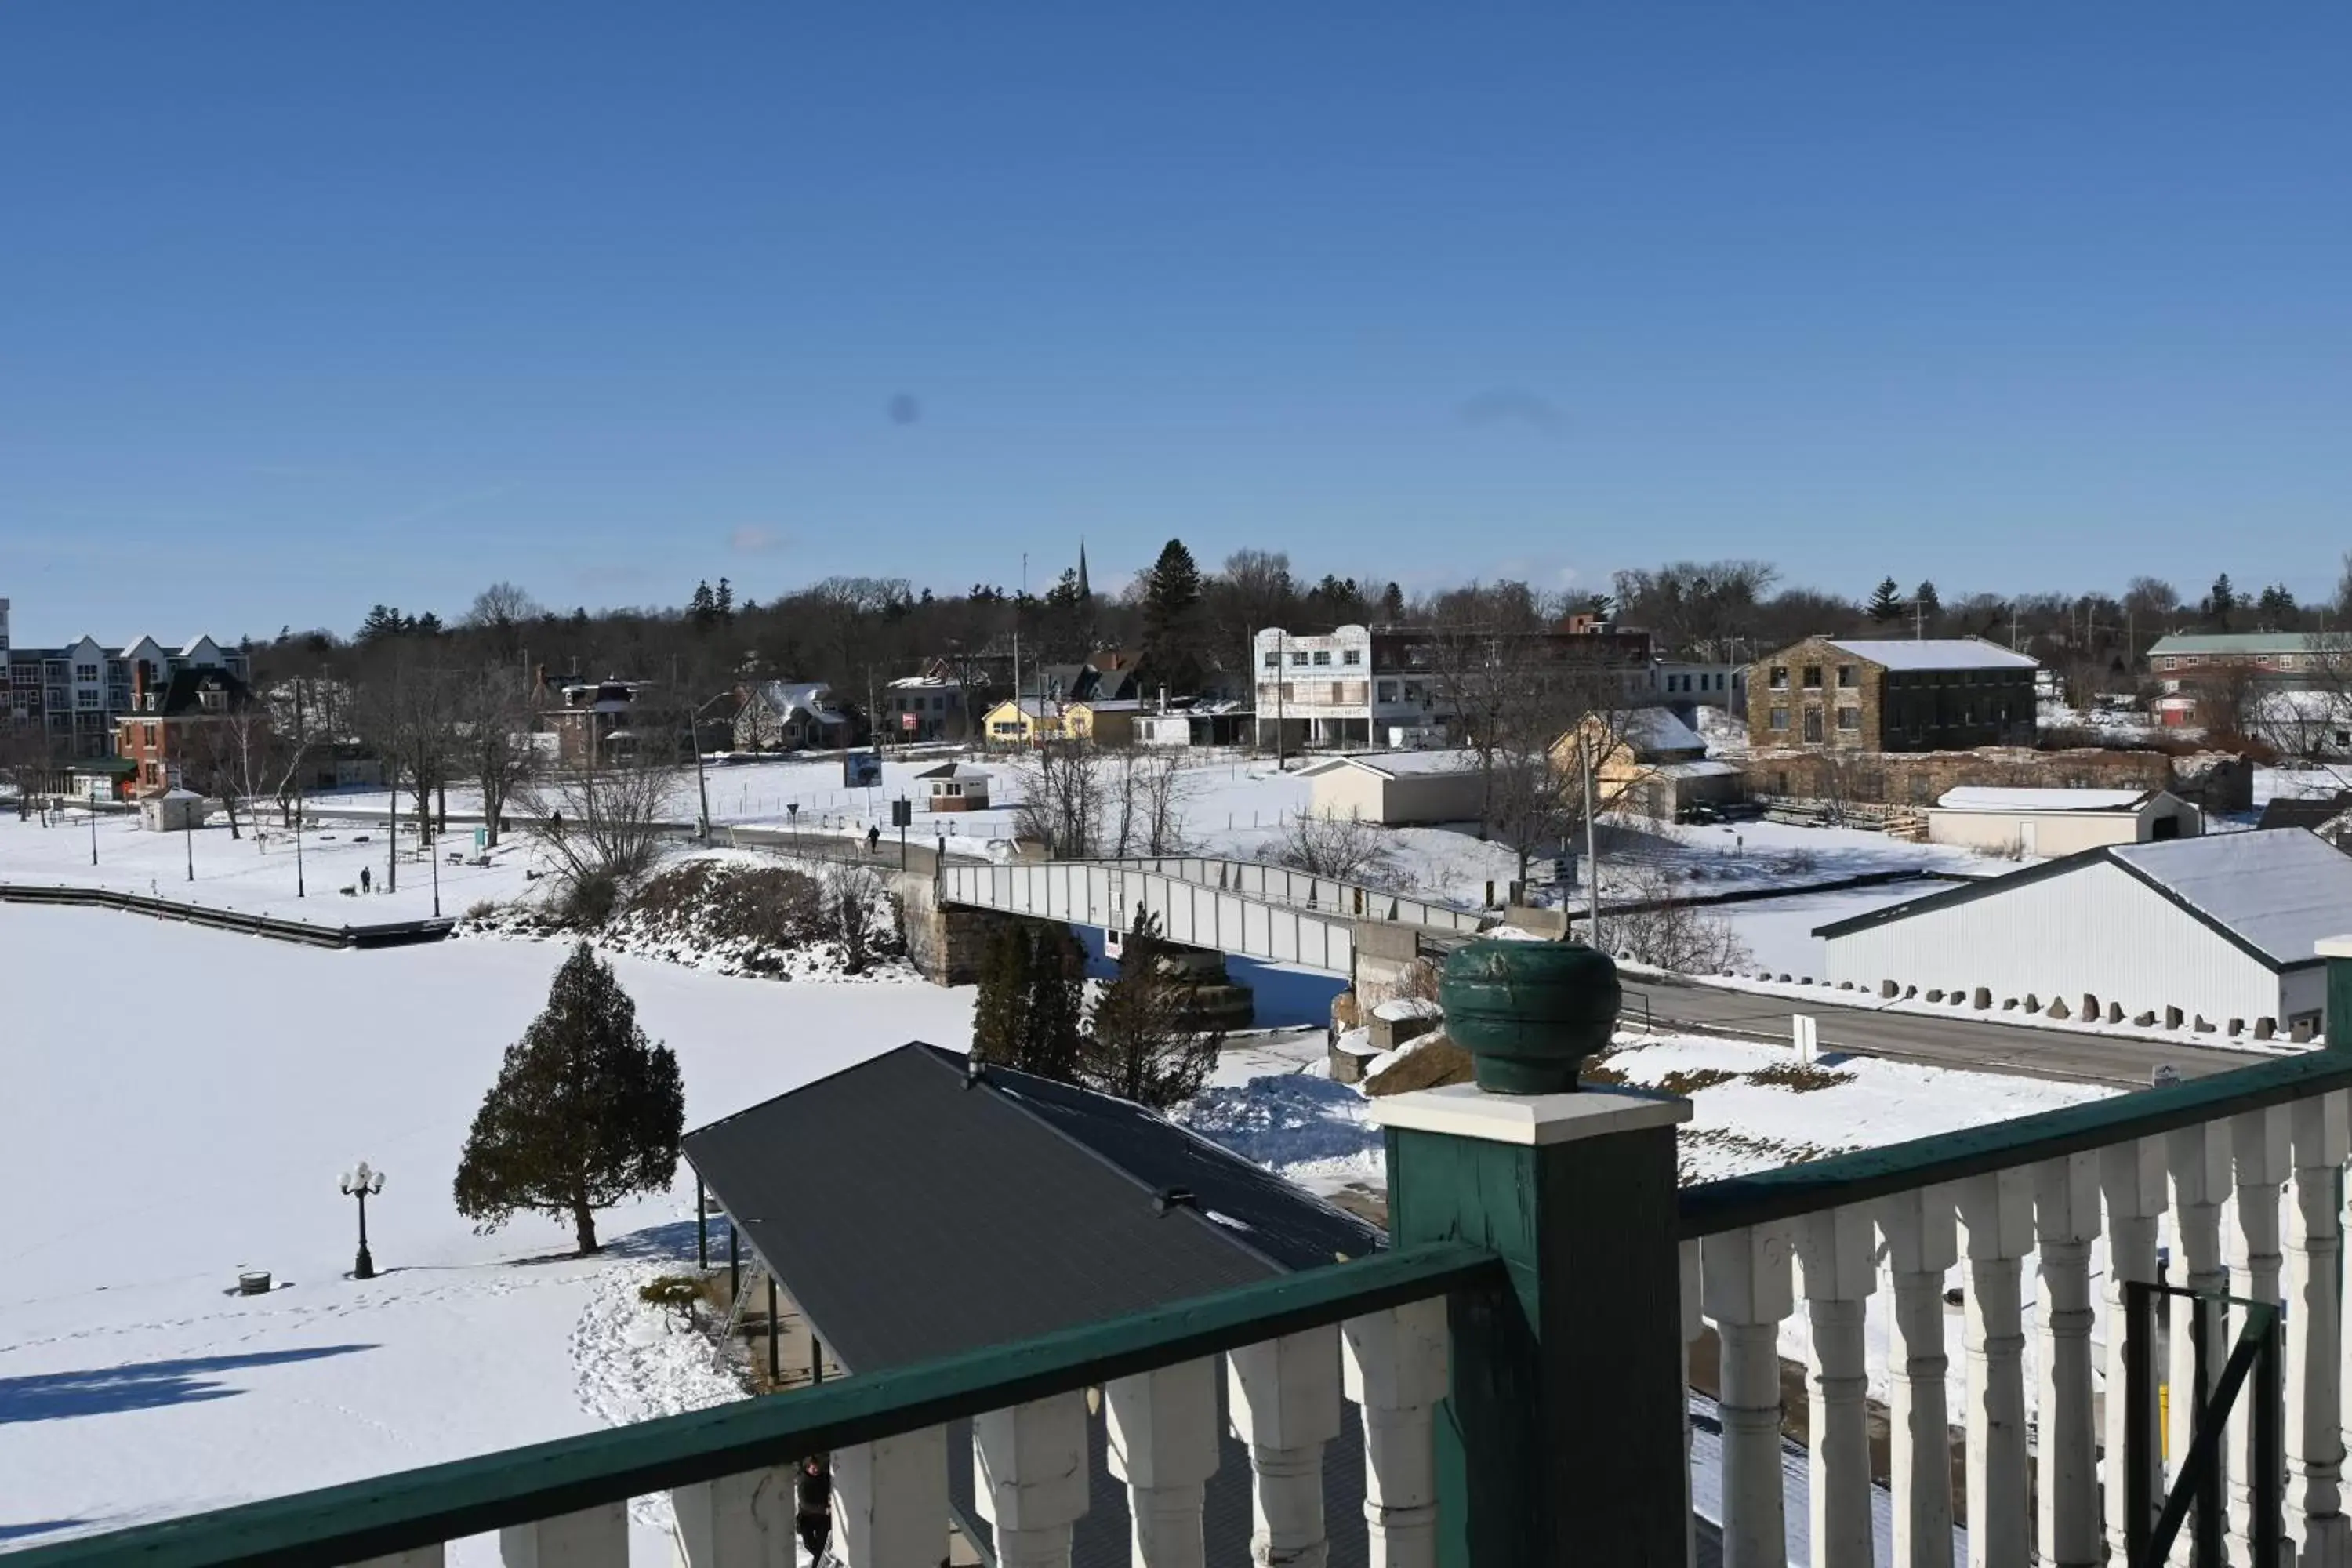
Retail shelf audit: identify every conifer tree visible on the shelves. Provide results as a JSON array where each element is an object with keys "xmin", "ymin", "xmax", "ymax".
[
  {"xmin": 1140, "ymin": 539, "xmax": 1205, "ymax": 693},
  {"xmin": 1866, "ymin": 577, "xmax": 1904, "ymax": 622},
  {"xmin": 1080, "ymin": 912, "xmax": 1222, "ymax": 1109},
  {"xmin": 454, "ymin": 943, "xmax": 684, "ymax": 1255},
  {"xmin": 970, "ymin": 918, "xmax": 1033, "ymax": 1067},
  {"xmin": 1018, "ymin": 921, "xmax": 1087, "ymax": 1082}
]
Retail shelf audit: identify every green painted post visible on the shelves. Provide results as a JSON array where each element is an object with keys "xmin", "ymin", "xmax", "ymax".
[
  {"xmin": 2324, "ymin": 937, "xmax": 2352, "ymax": 1051},
  {"xmin": 1381, "ymin": 939, "xmax": 1692, "ymax": 1567}
]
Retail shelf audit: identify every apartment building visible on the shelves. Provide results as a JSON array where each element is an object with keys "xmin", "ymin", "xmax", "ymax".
[{"xmin": 3, "ymin": 612, "xmax": 250, "ymax": 760}]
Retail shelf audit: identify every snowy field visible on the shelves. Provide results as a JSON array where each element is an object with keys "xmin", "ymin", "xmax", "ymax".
[
  {"xmin": 0, "ymin": 808, "xmax": 545, "ymax": 926},
  {"xmin": 0, "ymin": 907, "xmax": 973, "ymax": 1559}
]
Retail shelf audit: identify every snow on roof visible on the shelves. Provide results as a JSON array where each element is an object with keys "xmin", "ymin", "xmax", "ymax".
[
  {"xmin": 1298, "ymin": 749, "xmax": 1478, "ymax": 779},
  {"xmin": 1824, "ymin": 637, "xmax": 2038, "ymax": 671},
  {"xmin": 887, "ymin": 673, "xmax": 961, "ymax": 689},
  {"xmin": 2147, "ymin": 632, "xmax": 2332, "ymax": 656},
  {"xmin": 753, "ymin": 681, "xmax": 845, "ymax": 720},
  {"xmin": 1371, "ymin": 996, "xmax": 1443, "ymax": 1022},
  {"xmin": 2107, "ymin": 829, "xmax": 2352, "ymax": 969},
  {"xmin": 915, "ymin": 761, "xmax": 992, "ymax": 780},
  {"xmin": 1615, "ymin": 707, "xmax": 1705, "ymax": 755},
  {"xmin": 1934, "ymin": 786, "xmax": 2154, "ymax": 814},
  {"xmin": 1072, "ymin": 698, "xmax": 1143, "ymax": 712},
  {"xmin": 1654, "ymin": 759, "xmax": 1743, "ymax": 780}
]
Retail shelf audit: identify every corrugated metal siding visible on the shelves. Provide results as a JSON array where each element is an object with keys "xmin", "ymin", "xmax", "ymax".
[{"xmin": 1824, "ymin": 859, "xmax": 2288, "ymax": 1026}]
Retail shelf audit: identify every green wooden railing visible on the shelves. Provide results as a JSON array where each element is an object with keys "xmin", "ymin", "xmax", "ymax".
[
  {"xmin": 1678, "ymin": 1048, "xmax": 2352, "ymax": 1238},
  {"xmin": 10, "ymin": 1241, "xmax": 1504, "ymax": 1568}
]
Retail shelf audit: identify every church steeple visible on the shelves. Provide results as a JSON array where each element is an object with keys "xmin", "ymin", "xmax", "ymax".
[{"xmin": 1077, "ymin": 538, "xmax": 1091, "ymax": 600}]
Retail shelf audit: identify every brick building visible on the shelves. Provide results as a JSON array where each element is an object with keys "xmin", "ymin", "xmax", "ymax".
[
  {"xmin": 1747, "ymin": 637, "xmax": 2037, "ymax": 752},
  {"xmin": 3, "ymin": 617, "xmax": 250, "ymax": 760},
  {"xmin": 114, "ymin": 665, "xmax": 261, "ymax": 795}
]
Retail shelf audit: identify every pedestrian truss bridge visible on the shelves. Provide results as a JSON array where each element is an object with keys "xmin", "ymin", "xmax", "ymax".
[{"xmin": 935, "ymin": 855, "xmax": 1486, "ymax": 975}]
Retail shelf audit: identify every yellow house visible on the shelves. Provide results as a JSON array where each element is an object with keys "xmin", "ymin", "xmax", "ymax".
[
  {"xmin": 1548, "ymin": 709, "xmax": 1740, "ymax": 821},
  {"xmin": 982, "ymin": 697, "xmax": 1142, "ymax": 747},
  {"xmin": 982, "ymin": 698, "xmax": 1066, "ymax": 746}
]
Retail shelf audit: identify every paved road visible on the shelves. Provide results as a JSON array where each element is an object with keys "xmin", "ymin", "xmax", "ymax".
[{"xmin": 1618, "ymin": 971, "xmax": 2277, "ymax": 1088}]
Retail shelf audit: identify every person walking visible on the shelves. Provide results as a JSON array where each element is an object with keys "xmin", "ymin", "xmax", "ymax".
[
  {"xmin": 795, "ymin": 1454, "xmax": 832, "ymax": 1563},
  {"xmin": 866, "ymin": 823, "xmax": 880, "ymax": 855},
  {"xmin": 360, "ymin": 865, "xmax": 372, "ymax": 895}
]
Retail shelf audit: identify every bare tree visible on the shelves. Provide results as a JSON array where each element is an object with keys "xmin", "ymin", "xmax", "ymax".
[
  {"xmin": 521, "ymin": 757, "xmax": 678, "ymax": 920},
  {"xmin": 1606, "ymin": 865, "xmax": 1753, "ymax": 973},
  {"xmin": 821, "ymin": 864, "xmax": 893, "ymax": 975},
  {"xmin": 1014, "ymin": 742, "xmax": 1109, "ymax": 858},
  {"xmin": 1259, "ymin": 808, "xmax": 1403, "ymax": 883},
  {"xmin": 462, "ymin": 582, "xmax": 543, "ymax": 662},
  {"xmin": 1105, "ymin": 750, "xmax": 1193, "ymax": 858},
  {"xmin": 452, "ymin": 666, "xmax": 542, "ymax": 847},
  {"xmin": 0, "ymin": 724, "xmax": 61, "ymax": 819},
  {"xmin": 350, "ymin": 655, "xmax": 463, "ymax": 846},
  {"xmin": 181, "ymin": 706, "xmax": 285, "ymax": 840}
]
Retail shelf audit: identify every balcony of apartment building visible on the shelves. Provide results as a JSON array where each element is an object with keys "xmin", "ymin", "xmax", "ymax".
[{"xmin": 27, "ymin": 940, "xmax": 2352, "ymax": 1568}]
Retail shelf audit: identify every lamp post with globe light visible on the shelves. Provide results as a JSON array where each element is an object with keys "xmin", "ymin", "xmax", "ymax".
[{"xmin": 340, "ymin": 1161, "xmax": 385, "ymax": 1279}]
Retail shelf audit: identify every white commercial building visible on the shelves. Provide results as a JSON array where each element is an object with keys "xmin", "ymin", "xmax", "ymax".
[
  {"xmin": 1924, "ymin": 786, "xmax": 2202, "ymax": 857},
  {"xmin": 1818, "ymin": 829, "xmax": 2352, "ymax": 1040},
  {"xmin": 1254, "ymin": 625, "xmax": 1427, "ymax": 750}
]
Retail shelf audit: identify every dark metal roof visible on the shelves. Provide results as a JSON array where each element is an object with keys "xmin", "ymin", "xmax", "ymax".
[
  {"xmin": 2258, "ymin": 793, "xmax": 2352, "ymax": 833},
  {"xmin": 681, "ymin": 1044, "xmax": 1380, "ymax": 1374}
]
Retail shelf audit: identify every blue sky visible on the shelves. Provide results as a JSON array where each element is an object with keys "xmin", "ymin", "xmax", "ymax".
[{"xmin": 3, "ymin": 5, "xmax": 2347, "ymax": 642}]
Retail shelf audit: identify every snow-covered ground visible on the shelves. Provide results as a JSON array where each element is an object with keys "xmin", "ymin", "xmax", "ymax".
[
  {"xmin": 0, "ymin": 808, "xmax": 545, "ymax": 926},
  {"xmin": 0, "ymin": 906, "xmax": 972, "ymax": 1559}
]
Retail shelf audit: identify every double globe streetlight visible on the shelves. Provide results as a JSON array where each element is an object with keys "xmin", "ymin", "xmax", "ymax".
[{"xmin": 339, "ymin": 1161, "xmax": 386, "ymax": 1279}]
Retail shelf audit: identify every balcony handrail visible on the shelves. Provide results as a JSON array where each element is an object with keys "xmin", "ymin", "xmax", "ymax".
[
  {"xmin": 1679, "ymin": 1047, "xmax": 2352, "ymax": 1239},
  {"xmin": 10, "ymin": 1240, "xmax": 1504, "ymax": 1568}
]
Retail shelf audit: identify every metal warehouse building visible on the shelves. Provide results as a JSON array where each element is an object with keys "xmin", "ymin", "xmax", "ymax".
[{"xmin": 1817, "ymin": 829, "xmax": 2352, "ymax": 1040}]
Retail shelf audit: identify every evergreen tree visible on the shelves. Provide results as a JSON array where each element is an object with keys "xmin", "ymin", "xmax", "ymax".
[
  {"xmin": 688, "ymin": 580, "xmax": 719, "ymax": 630},
  {"xmin": 1912, "ymin": 580, "xmax": 1940, "ymax": 619},
  {"xmin": 1140, "ymin": 539, "xmax": 1205, "ymax": 693},
  {"xmin": 970, "ymin": 918, "xmax": 1033, "ymax": 1067},
  {"xmin": 2256, "ymin": 583, "xmax": 2296, "ymax": 627},
  {"xmin": 1866, "ymin": 577, "xmax": 1904, "ymax": 622},
  {"xmin": 1018, "ymin": 921, "xmax": 1087, "ymax": 1082},
  {"xmin": 412, "ymin": 611, "xmax": 445, "ymax": 637},
  {"xmin": 358, "ymin": 604, "xmax": 408, "ymax": 642},
  {"xmin": 2204, "ymin": 574, "xmax": 2238, "ymax": 631},
  {"xmin": 1080, "ymin": 912, "xmax": 1222, "ymax": 1109},
  {"xmin": 453, "ymin": 943, "xmax": 684, "ymax": 1255},
  {"xmin": 1380, "ymin": 582, "xmax": 1406, "ymax": 624},
  {"xmin": 715, "ymin": 577, "xmax": 735, "ymax": 625}
]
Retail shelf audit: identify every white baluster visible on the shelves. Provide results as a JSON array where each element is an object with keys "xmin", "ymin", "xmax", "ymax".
[
  {"xmin": 1682, "ymin": 1238, "xmax": 1704, "ymax": 1568},
  {"xmin": 1343, "ymin": 1299, "xmax": 1448, "ymax": 1568},
  {"xmin": 2106, "ymin": 1136, "xmax": 2169, "ymax": 1562},
  {"xmin": 836, "ymin": 1424, "xmax": 950, "ymax": 1568},
  {"xmin": 1229, "ymin": 1326, "xmax": 1344, "ymax": 1568},
  {"xmin": 1106, "ymin": 1359, "xmax": 1220, "ymax": 1568},
  {"xmin": 1797, "ymin": 1207, "xmax": 1876, "ymax": 1568},
  {"xmin": 1702, "ymin": 1223, "xmax": 1795, "ymax": 1568},
  {"xmin": 2172, "ymin": 1120, "xmax": 2234, "ymax": 1561},
  {"xmin": 2229, "ymin": 1106, "xmax": 2291, "ymax": 1568},
  {"xmin": 671, "ymin": 1465, "xmax": 796, "ymax": 1568},
  {"xmin": 2293, "ymin": 1091, "xmax": 2351, "ymax": 1564},
  {"xmin": 973, "ymin": 1391, "xmax": 1091, "ymax": 1568},
  {"xmin": 1878, "ymin": 1187, "xmax": 1957, "ymax": 1568},
  {"xmin": 1956, "ymin": 1168, "xmax": 2031, "ymax": 1568},
  {"xmin": 2034, "ymin": 1152, "xmax": 2103, "ymax": 1568},
  {"xmin": 499, "ymin": 1504, "xmax": 627, "ymax": 1568}
]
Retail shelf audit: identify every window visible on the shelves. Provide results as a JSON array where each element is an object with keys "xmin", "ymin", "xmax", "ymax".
[
  {"xmin": 1376, "ymin": 681, "xmax": 1399, "ymax": 702},
  {"xmin": 1802, "ymin": 665, "xmax": 1822, "ymax": 690},
  {"xmin": 1290, "ymin": 651, "xmax": 1309, "ymax": 667},
  {"xmin": 1769, "ymin": 665, "xmax": 1789, "ymax": 690},
  {"xmin": 1768, "ymin": 706, "xmax": 1790, "ymax": 731},
  {"xmin": 1312, "ymin": 650, "xmax": 1331, "ymax": 666},
  {"xmin": 1836, "ymin": 665, "xmax": 1857, "ymax": 688},
  {"xmin": 1262, "ymin": 651, "xmax": 1279, "ymax": 668},
  {"xmin": 74, "ymin": 663, "xmax": 99, "ymax": 682},
  {"xmin": 1341, "ymin": 648, "xmax": 1362, "ymax": 666},
  {"xmin": 1837, "ymin": 707, "xmax": 1860, "ymax": 731},
  {"xmin": 144, "ymin": 723, "xmax": 158, "ymax": 746},
  {"xmin": 76, "ymin": 690, "xmax": 97, "ymax": 709}
]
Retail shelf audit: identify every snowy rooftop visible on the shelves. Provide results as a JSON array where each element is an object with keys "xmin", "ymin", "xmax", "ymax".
[
  {"xmin": 1298, "ymin": 749, "xmax": 1477, "ymax": 779},
  {"xmin": 1615, "ymin": 707, "xmax": 1707, "ymax": 756},
  {"xmin": 1825, "ymin": 637, "xmax": 2038, "ymax": 672},
  {"xmin": 1934, "ymin": 786, "xmax": 2153, "ymax": 813},
  {"xmin": 2147, "ymin": 631, "xmax": 2333, "ymax": 656},
  {"xmin": 2108, "ymin": 829, "xmax": 2352, "ymax": 969}
]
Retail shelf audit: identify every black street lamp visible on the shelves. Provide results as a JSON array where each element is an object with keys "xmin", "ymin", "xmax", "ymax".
[{"xmin": 339, "ymin": 1160, "xmax": 385, "ymax": 1279}]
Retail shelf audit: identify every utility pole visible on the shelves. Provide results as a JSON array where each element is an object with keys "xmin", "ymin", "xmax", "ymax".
[
  {"xmin": 387, "ymin": 667, "xmax": 399, "ymax": 895},
  {"xmin": 1582, "ymin": 736, "xmax": 1601, "ymax": 952},
  {"xmin": 1275, "ymin": 630, "xmax": 1287, "ymax": 769},
  {"xmin": 293, "ymin": 678, "xmax": 306, "ymax": 898}
]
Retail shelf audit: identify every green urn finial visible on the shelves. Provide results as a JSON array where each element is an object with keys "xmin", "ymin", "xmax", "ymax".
[{"xmin": 1439, "ymin": 938, "xmax": 1621, "ymax": 1094}]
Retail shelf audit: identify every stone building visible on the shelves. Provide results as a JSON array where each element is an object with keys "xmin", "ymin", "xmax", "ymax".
[{"xmin": 1746, "ymin": 637, "xmax": 2037, "ymax": 752}]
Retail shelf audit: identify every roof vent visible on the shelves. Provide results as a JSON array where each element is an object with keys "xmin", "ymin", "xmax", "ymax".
[{"xmin": 1154, "ymin": 1186, "xmax": 1197, "ymax": 1216}]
